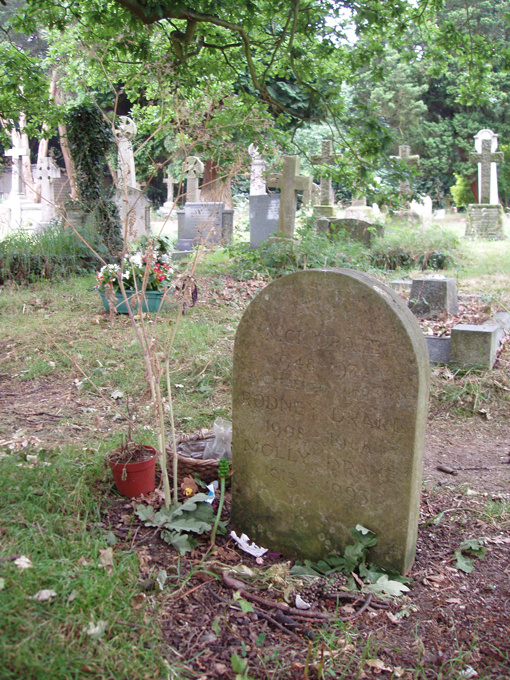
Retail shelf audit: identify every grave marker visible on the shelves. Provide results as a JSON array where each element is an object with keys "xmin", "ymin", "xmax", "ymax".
[
  {"xmin": 311, "ymin": 140, "xmax": 340, "ymax": 218},
  {"xmin": 267, "ymin": 156, "xmax": 312, "ymax": 239},
  {"xmin": 183, "ymin": 156, "xmax": 204, "ymax": 203},
  {"xmin": 232, "ymin": 269, "xmax": 429, "ymax": 574},
  {"xmin": 466, "ymin": 130, "xmax": 505, "ymax": 238}
]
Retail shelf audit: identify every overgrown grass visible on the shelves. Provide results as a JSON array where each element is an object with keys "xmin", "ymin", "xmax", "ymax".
[
  {"xmin": 0, "ymin": 446, "xmax": 168, "ymax": 680},
  {"xmin": 0, "ymin": 221, "xmax": 108, "ymax": 285},
  {"xmin": 370, "ymin": 222, "xmax": 461, "ymax": 271}
]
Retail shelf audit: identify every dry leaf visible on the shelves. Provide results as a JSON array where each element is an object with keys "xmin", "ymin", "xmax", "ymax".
[
  {"xmin": 85, "ymin": 619, "xmax": 107, "ymax": 639},
  {"xmin": 386, "ymin": 612, "xmax": 401, "ymax": 624},
  {"xmin": 77, "ymin": 556, "xmax": 91, "ymax": 567},
  {"xmin": 180, "ymin": 476, "xmax": 198, "ymax": 497},
  {"xmin": 32, "ymin": 589, "xmax": 57, "ymax": 602},
  {"xmin": 130, "ymin": 593, "xmax": 147, "ymax": 610},
  {"xmin": 14, "ymin": 556, "xmax": 33, "ymax": 570},
  {"xmin": 98, "ymin": 548, "xmax": 114, "ymax": 570},
  {"xmin": 366, "ymin": 658, "xmax": 392, "ymax": 673}
]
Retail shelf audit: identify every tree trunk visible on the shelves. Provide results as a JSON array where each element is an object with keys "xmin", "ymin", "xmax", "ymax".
[
  {"xmin": 55, "ymin": 86, "xmax": 78, "ymax": 201},
  {"xmin": 200, "ymin": 159, "xmax": 233, "ymax": 208},
  {"xmin": 33, "ymin": 71, "xmax": 58, "ymax": 202}
]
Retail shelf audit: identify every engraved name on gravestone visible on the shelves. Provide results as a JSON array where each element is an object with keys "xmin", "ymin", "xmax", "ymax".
[{"xmin": 232, "ymin": 269, "xmax": 429, "ymax": 574}]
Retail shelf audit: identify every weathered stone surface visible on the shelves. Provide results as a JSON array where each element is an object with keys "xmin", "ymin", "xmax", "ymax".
[
  {"xmin": 466, "ymin": 204, "xmax": 505, "ymax": 239},
  {"xmin": 232, "ymin": 269, "xmax": 429, "ymax": 574},
  {"xmin": 389, "ymin": 280, "xmax": 412, "ymax": 293},
  {"xmin": 114, "ymin": 186, "xmax": 151, "ymax": 241},
  {"xmin": 450, "ymin": 323, "xmax": 504, "ymax": 369},
  {"xmin": 328, "ymin": 218, "xmax": 384, "ymax": 245},
  {"xmin": 426, "ymin": 336, "xmax": 451, "ymax": 364},
  {"xmin": 267, "ymin": 156, "xmax": 312, "ymax": 239},
  {"xmin": 409, "ymin": 277, "xmax": 459, "ymax": 318}
]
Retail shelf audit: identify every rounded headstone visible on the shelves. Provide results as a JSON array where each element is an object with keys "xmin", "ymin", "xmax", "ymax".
[{"xmin": 232, "ymin": 268, "xmax": 429, "ymax": 574}]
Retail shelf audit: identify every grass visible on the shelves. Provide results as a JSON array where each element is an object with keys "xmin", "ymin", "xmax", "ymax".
[
  {"xmin": 0, "ymin": 446, "xmax": 167, "ymax": 680},
  {"xmin": 1, "ymin": 224, "xmax": 510, "ymax": 679}
]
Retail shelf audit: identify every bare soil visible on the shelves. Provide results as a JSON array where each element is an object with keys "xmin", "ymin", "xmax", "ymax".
[{"xmin": 1, "ymin": 276, "xmax": 509, "ymax": 679}]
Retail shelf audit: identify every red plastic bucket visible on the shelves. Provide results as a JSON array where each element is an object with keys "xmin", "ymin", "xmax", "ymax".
[{"xmin": 109, "ymin": 448, "xmax": 157, "ymax": 497}]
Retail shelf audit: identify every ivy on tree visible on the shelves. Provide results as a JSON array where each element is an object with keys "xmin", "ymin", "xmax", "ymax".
[{"xmin": 65, "ymin": 102, "xmax": 122, "ymax": 257}]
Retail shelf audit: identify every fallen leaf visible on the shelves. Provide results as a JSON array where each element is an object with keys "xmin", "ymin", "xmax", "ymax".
[
  {"xmin": 366, "ymin": 658, "xmax": 392, "ymax": 673},
  {"xmin": 295, "ymin": 594, "xmax": 311, "ymax": 610},
  {"xmin": 67, "ymin": 589, "xmax": 78, "ymax": 603},
  {"xmin": 98, "ymin": 548, "xmax": 114, "ymax": 569},
  {"xmin": 14, "ymin": 556, "xmax": 33, "ymax": 570},
  {"xmin": 130, "ymin": 593, "xmax": 147, "ymax": 610},
  {"xmin": 77, "ymin": 556, "xmax": 91, "ymax": 567},
  {"xmin": 386, "ymin": 612, "xmax": 401, "ymax": 624},
  {"xmin": 85, "ymin": 619, "xmax": 107, "ymax": 639},
  {"xmin": 32, "ymin": 589, "xmax": 57, "ymax": 602},
  {"xmin": 0, "ymin": 578, "xmax": 5, "ymax": 590},
  {"xmin": 180, "ymin": 476, "xmax": 198, "ymax": 497}
]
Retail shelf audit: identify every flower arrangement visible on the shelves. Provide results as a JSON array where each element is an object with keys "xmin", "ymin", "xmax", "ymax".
[{"xmin": 95, "ymin": 242, "xmax": 174, "ymax": 292}]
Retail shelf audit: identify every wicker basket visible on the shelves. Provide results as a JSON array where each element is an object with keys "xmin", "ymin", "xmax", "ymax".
[{"xmin": 165, "ymin": 430, "xmax": 220, "ymax": 485}]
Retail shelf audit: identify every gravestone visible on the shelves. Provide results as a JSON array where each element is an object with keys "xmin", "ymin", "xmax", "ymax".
[
  {"xmin": 248, "ymin": 144, "xmax": 266, "ymax": 196},
  {"xmin": 390, "ymin": 145, "xmax": 420, "ymax": 217},
  {"xmin": 115, "ymin": 117, "xmax": 138, "ymax": 190},
  {"xmin": 249, "ymin": 194, "xmax": 280, "ymax": 247},
  {"xmin": 117, "ymin": 186, "xmax": 151, "ymax": 241},
  {"xmin": 409, "ymin": 276, "xmax": 459, "ymax": 318},
  {"xmin": 267, "ymin": 156, "xmax": 312, "ymax": 239},
  {"xmin": 232, "ymin": 269, "xmax": 430, "ymax": 574},
  {"xmin": 36, "ymin": 157, "xmax": 61, "ymax": 225},
  {"xmin": 183, "ymin": 156, "xmax": 204, "ymax": 202},
  {"xmin": 3, "ymin": 141, "xmax": 30, "ymax": 228},
  {"xmin": 161, "ymin": 171, "xmax": 176, "ymax": 212},
  {"xmin": 466, "ymin": 130, "xmax": 505, "ymax": 238},
  {"xmin": 320, "ymin": 217, "xmax": 384, "ymax": 245},
  {"xmin": 174, "ymin": 201, "xmax": 234, "ymax": 256},
  {"xmin": 311, "ymin": 140, "xmax": 339, "ymax": 218}
]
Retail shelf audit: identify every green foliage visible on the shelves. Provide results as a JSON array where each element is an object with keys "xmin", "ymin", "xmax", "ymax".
[
  {"xmin": 290, "ymin": 525, "xmax": 411, "ymax": 592},
  {"xmin": 227, "ymin": 226, "xmax": 368, "ymax": 280},
  {"xmin": 65, "ymin": 102, "xmax": 122, "ymax": 257},
  {"xmin": 0, "ymin": 222, "xmax": 107, "ymax": 285},
  {"xmin": 454, "ymin": 538, "xmax": 487, "ymax": 573},
  {"xmin": 450, "ymin": 173, "xmax": 475, "ymax": 208},
  {"xmin": 370, "ymin": 224, "xmax": 459, "ymax": 271},
  {"xmin": 136, "ymin": 493, "xmax": 224, "ymax": 555}
]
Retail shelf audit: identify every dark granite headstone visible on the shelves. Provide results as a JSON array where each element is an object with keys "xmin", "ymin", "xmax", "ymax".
[{"xmin": 232, "ymin": 269, "xmax": 429, "ymax": 574}]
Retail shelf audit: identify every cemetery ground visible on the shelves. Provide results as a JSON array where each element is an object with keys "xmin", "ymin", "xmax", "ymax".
[{"xmin": 1, "ymin": 235, "xmax": 510, "ymax": 680}]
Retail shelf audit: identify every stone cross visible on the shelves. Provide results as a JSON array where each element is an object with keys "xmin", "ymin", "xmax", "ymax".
[
  {"xmin": 267, "ymin": 156, "xmax": 312, "ymax": 238},
  {"xmin": 311, "ymin": 140, "xmax": 340, "ymax": 216},
  {"xmin": 5, "ymin": 142, "xmax": 29, "ymax": 197},
  {"xmin": 391, "ymin": 144, "xmax": 420, "ymax": 201},
  {"xmin": 248, "ymin": 144, "xmax": 267, "ymax": 196},
  {"xmin": 36, "ymin": 157, "xmax": 61, "ymax": 223},
  {"xmin": 163, "ymin": 173, "xmax": 174, "ymax": 201},
  {"xmin": 115, "ymin": 116, "xmax": 138, "ymax": 190},
  {"xmin": 182, "ymin": 156, "xmax": 204, "ymax": 203},
  {"xmin": 469, "ymin": 130, "xmax": 504, "ymax": 204}
]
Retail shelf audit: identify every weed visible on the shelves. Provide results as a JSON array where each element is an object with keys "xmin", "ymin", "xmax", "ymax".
[{"xmin": 370, "ymin": 223, "xmax": 460, "ymax": 270}]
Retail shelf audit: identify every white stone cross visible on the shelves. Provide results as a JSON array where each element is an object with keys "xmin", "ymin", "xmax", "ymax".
[
  {"xmin": 182, "ymin": 156, "xmax": 204, "ymax": 202},
  {"xmin": 36, "ymin": 157, "xmax": 61, "ymax": 222},
  {"xmin": 311, "ymin": 139, "xmax": 340, "ymax": 212},
  {"xmin": 267, "ymin": 155, "xmax": 312, "ymax": 238},
  {"xmin": 5, "ymin": 142, "xmax": 29, "ymax": 196},
  {"xmin": 469, "ymin": 130, "xmax": 504, "ymax": 204}
]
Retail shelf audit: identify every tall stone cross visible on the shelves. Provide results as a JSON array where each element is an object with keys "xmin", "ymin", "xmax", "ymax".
[
  {"xmin": 392, "ymin": 144, "xmax": 420, "ymax": 200},
  {"xmin": 162, "ymin": 171, "xmax": 176, "ymax": 209},
  {"xmin": 182, "ymin": 156, "xmax": 204, "ymax": 203},
  {"xmin": 469, "ymin": 130, "xmax": 504, "ymax": 204},
  {"xmin": 311, "ymin": 139, "xmax": 340, "ymax": 217},
  {"xmin": 115, "ymin": 116, "xmax": 138, "ymax": 190},
  {"xmin": 36, "ymin": 157, "xmax": 61, "ymax": 223},
  {"xmin": 267, "ymin": 155, "xmax": 312, "ymax": 239},
  {"xmin": 5, "ymin": 142, "xmax": 29, "ymax": 197}
]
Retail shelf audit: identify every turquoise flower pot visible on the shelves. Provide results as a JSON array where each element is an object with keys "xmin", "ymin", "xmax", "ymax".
[{"xmin": 99, "ymin": 290, "xmax": 166, "ymax": 314}]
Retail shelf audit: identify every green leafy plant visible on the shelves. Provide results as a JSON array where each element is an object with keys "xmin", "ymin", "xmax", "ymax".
[
  {"xmin": 291, "ymin": 525, "xmax": 411, "ymax": 595},
  {"xmin": 454, "ymin": 538, "xmax": 487, "ymax": 573},
  {"xmin": 135, "ymin": 493, "xmax": 218, "ymax": 554},
  {"xmin": 211, "ymin": 457, "xmax": 231, "ymax": 547},
  {"xmin": 370, "ymin": 224, "xmax": 459, "ymax": 271}
]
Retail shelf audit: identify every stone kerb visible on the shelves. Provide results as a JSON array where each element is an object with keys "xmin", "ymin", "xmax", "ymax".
[{"xmin": 232, "ymin": 269, "xmax": 430, "ymax": 574}]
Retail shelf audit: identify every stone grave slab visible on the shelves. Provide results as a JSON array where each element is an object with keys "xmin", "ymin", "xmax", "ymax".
[
  {"xmin": 327, "ymin": 218, "xmax": 384, "ymax": 245},
  {"xmin": 232, "ymin": 268, "xmax": 430, "ymax": 574},
  {"xmin": 466, "ymin": 204, "xmax": 505, "ymax": 239},
  {"xmin": 389, "ymin": 280, "xmax": 412, "ymax": 294},
  {"xmin": 409, "ymin": 277, "xmax": 459, "ymax": 318},
  {"xmin": 450, "ymin": 323, "xmax": 504, "ymax": 369},
  {"xmin": 249, "ymin": 194, "xmax": 280, "ymax": 248},
  {"xmin": 115, "ymin": 186, "xmax": 151, "ymax": 241},
  {"xmin": 425, "ymin": 336, "xmax": 451, "ymax": 364}
]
